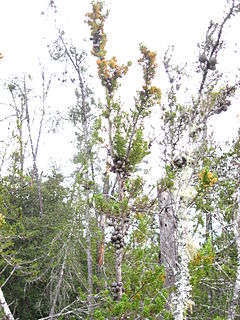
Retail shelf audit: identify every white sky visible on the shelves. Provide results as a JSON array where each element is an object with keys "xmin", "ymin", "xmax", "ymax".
[{"xmin": 0, "ymin": 0, "xmax": 239, "ymax": 174}]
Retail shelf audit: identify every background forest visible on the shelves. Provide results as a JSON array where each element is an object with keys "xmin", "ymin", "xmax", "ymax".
[{"xmin": 0, "ymin": 1, "xmax": 240, "ymax": 319}]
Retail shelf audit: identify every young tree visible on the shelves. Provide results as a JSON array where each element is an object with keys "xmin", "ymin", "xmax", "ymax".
[
  {"xmin": 86, "ymin": 1, "xmax": 161, "ymax": 302},
  {"xmin": 48, "ymin": 24, "xmax": 104, "ymax": 316}
]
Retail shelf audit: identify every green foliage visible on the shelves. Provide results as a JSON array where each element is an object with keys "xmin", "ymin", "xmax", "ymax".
[
  {"xmin": 94, "ymin": 309, "xmax": 105, "ymax": 320},
  {"xmin": 165, "ymin": 110, "xmax": 177, "ymax": 124},
  {"xmin": 129, "ymin": 129, "xmax": 150, "ymax": 167},
  {"xmin": 189, "ymin": 239, "xmax": 233, "ymax": 319},
  {"xmin": 94, "ymin": 193, "xmax": 129, "ymax": 216},
  {"xmin": 113, "ymin": 129, "xmax": 127, "ymax": 159},
  {"xmin": 126, "ymin": 176, "xmax": 144, "ymax": 198},
  {"xmin": 121, "ymin": 247, "xmax": 167, "ymax": 319},
  {"xmin": 0, "ymin": 168, "xmax": 78, "ymax": 319},
  {"xmin": 95, "ymin": 246, "xmax": 167, "ymax": 319},
  {"xmin": 92, "ymin": 116, "xmax": 104, "ymax": 143},
  {"xmin": 132, "ymin": 213, "xmax": 150, "ymax": 245},
  {"xmin": 160, "ymin": 165, "xmax": 176, "ymax": 189}
]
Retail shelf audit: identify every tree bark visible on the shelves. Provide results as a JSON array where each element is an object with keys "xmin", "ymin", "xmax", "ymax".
[
  {"xmin": 0, "ymin": 287, "xmax": 15, "ymax": 320},
  {"xmin": 96, "ymin": 213, "xmax": 105, "ymax": 278},
  {"xmin": 115, "ymin": 248, "xmax": 123, "ymax": 300},
  {"xmin": 173, "ymin": 208, "xmax": 192, "ymax": 320},
  {"xmin": 158, "ymin": 189, "xmax": 177, "ymax": 291},
  {"xmin": 172, "ymin": 165, "xmax": 194, "ymax": 320}
]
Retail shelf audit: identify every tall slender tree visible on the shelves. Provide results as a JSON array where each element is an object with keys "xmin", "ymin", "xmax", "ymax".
[
  {"xmin": 7, "ymin": 72, "xmax": 51, "ymax": 218},
  {"xmin": 86, "ymin": 1, "xmax": 161, "ymax": 302}
]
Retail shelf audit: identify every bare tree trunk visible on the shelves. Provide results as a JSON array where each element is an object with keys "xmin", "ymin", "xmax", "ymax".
[
  {"xmin": 23, "ymin": 75, "xmax": 48, "ymax": 219},
  {"xmin": 24, "ymin": 92, "xmax": 44, "ymax": 218},
  {"xmin": 158, "ymin": 188, "xmax": 177, "ymax": 304},
  {"xmin": 17, "ymin": 109, "xmax": 24, "ymax": 175},
  {"xmin": 158, "ymin": 161, "xmax": 195, "ymax": 319},
  {"xmin": 8, "ymin": 74, "xmax": 50, "ymax": 219},
  {"xmin": 227, "ymin": 188, "xmax": 240, "ymax": 320},
  {"xmin": 172, "ymin": 165, "xmax": 194, "ymax": 320},
  {"xmin": 173, "ymin": 207, "xmax": 192, "ymax": 320},
  {"xmin": 0, "ymin": 287, "xmax": 15, "ymax": 320},
  {"xmin": 9, "ymin": 89, "xmax": 25, "ymax": 176},
  {"xmin": 58, "ymin": 35, "xmax": 95, "ymax": 315}
]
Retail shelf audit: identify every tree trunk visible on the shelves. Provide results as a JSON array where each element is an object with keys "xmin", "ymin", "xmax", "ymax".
[
  {"xmin": 111, "ymin": 215, "xmax": 130, "ymax": 301},
  {"xmin": 24, "ymin": 86, "xmax": 44, "ymax": 218},
  {"xmin": 115, "ymin": 248, "xmax": 123, "ymax": 300},
  {"xmin": 205, "ymin": 210, "xmax": 212, "ymax": 242},
  {"xmin": 173, "ymin": 207, "xmax": 192, "ymax": 320},
  {"xmin": 172, "ymin": 165, "xmax": 194, "ymax": 320},
  {"xmin": 85, "ymin": 179, "xmax": 94, "ymax": 319},
  {"xmin": 33, "ymin": 162, "xmax": 44, "ymax": 219},
  {"xmin": 0, "ymin": 287, "xmax": 15, "ymax": 320},
  {"xmin": 205, "ymin": 210, "xmax": 213, "ymax": 305},
  {"xmin": 96, "ymin": 172, "xmax": 108, "ymax": 279},
  {"xmin": 96, "ymin": 213, "xmax": 105, "ymax": 278},
  {"xmin": 158, "ymin": 189, "xmax": 177, "ymax": 295},
  {"xmin": 112, "ymin": 175, "xmax": 127, "ymax": 301}
]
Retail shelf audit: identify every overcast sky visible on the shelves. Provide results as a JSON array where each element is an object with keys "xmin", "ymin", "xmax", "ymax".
[
  {"xmin": 0, "ymin": 0, "xmax": 239, "ymax": 173},
  {"xmin": 0, "ymin": 0, "xmax": 233, "ymax": 72}
]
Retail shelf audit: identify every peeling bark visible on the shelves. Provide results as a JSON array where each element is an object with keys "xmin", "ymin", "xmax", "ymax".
[{"xmin": 158, "ymin": 189, "xmax": 177, "ymax": 290}]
